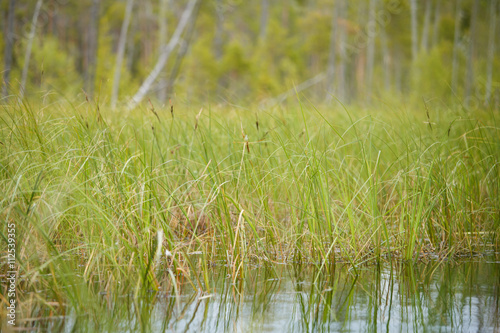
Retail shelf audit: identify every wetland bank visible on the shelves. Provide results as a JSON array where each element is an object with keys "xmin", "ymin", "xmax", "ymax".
[{"xmin": 1, "ymin": 100, "xmax": 499, "ymax": 331}]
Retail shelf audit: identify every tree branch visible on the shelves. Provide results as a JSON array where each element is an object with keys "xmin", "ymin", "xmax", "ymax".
[{"xmin": 128, "ymin": 0, "xmax": 198, "ymax": 110}]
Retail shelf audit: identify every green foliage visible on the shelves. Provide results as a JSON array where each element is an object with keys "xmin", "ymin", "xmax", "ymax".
[
  {"xmin": 298, "ymin": 9, "xmax": 331, "ymax": 68},
  {"xmin": 29, "ymin": 36, "xmax": 81, "ymax": 96},
  {"xmin": 220, "ymin": 41, "xmax": 250, "ymax": 77},
  {"xmin": 180, "ymin": 33, "xmax": 219, "ymax": 100},
  {"xmin": 0, "ymin": 0, "xmax": 498, "ymax": 111},
  {"xmin": 439, "ymin": 15, "xmax": 456, "ymax": 43},
  {"xmin": 410, "ymin": 45, "xmax": 453, "ymax": 102}
]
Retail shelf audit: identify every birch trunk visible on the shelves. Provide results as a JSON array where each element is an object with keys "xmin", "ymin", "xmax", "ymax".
[
  {"xmin": 263, "ymin": 73, "xmax": 326, "ymax": 108},
  {"xmin": 128, "ymin": 0, "xmax": 198, "ymax": 110},
  {"xmin": 111, "ymin": 0, "xmax": 134, "ymax": 108},
  {"xmin": 163, "ymin": 1, "xmax": 199, "ymax": 98},
  {"xmin": 19, "ymin": 0, "xmax": 43, "ymax": 100}
]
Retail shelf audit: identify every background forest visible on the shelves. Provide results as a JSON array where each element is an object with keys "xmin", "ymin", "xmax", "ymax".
[
  {"xmin": 1, "ymin": 0, "xmax": 499, "ymax": 108},
  {"xmin": 1, "ymin": 2, "xmax": 500, "ymax": 330}
]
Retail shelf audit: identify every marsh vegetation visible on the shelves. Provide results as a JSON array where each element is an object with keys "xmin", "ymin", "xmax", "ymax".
[
  {"xmin": 1, "ymin": 97, "xmax": 499, "ymax": 330},
  {"xmin": 1, "ymin": 0, "xmax": 500, "ymax": 331}
]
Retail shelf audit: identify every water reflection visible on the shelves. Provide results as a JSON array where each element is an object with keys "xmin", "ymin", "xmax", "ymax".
[{"xmin": 18, "ymin": 259, "xmax": 500, "ymax": 332}]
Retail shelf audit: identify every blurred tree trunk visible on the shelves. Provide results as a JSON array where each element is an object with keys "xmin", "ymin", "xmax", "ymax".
[
  {"xmin": 465, "ymin": 0, "xmax": 479, "ymax": 101},
  {"xmin": 486, "ymin": 0, "xmax": 497, "ymax": 104},
  {"xmin": 259, "ymin": 0, "xmax": 269, "ymax": 41},
  {"xmin": 394, "ymin": 49, "xmax": 402, "ymax": 93},
  {"xmin": 325, "ymin": 0, "xmax": 338, "ymax": 101},
  {"xmin": 162, "ymin": 1, "xmax": 200, "ymax": 98},
  {"xmin": 381, "ymin": 27, "xmax": 391, "ymax": 92},
  {"xmin": 366, "ymin": 0, "xmax": 377, "ymax": 103},
  {"xmin": 431, "ymin": 0, "xmax": 441, "ymax": 47},
  {"xmin": 214, "ymin": 0, "xmax": 224, "ymax": 94},
  {"xmin": 420, "ymin": 0, "xmax": 431, "ymax": 52},
  {"xmin": 338, "ymin": 0, "xmax": 347, "ymax": 102},
  {"xmin": 141, "ymin": 2, "xmax": 154, "ymax": 67},
  {"xmin": 20, "ymin": 0, "xmax": 43, "ymax": 100},
  {"xmin": 355, "ymin": 2, "xmax": 367, "ymax": 100},
  {"xmin": 129, "ymin": 0, "xmax": 198, "ymax": 109},
  {"xmin": 214, "ymin": 0, "xmax": 224, "ymax": 60},
  {"xmin": 158, "ymin": 0, "xmax": 169, "ymax": 56},
  {"xmin": 51, "ymin": 2, "xmax": 59, "ymax": 38},
  {"xmin": 85, "ymin": 0, "xmax": 100, "ymax": 97},
  {"xmin": 2, "ymin": 0, "xmax": 16, "ymax": 98},
  {"xmin": 157, "ymin": 0, "xmax": 171, "ymax": 103},
  {"xmin": 126, "ymin": 14, "xmax": 137, "ymax": 72},
  {"xmin": 410, "ymin": 0, "xmax": 418, "ymax": 60},
  {"xmin": 111, "ymin": 0, "xmax": 134, "ymax": 108},
  {"xmin": 451, "ymin": 0, "xmax": 462, "ymax": 93}
]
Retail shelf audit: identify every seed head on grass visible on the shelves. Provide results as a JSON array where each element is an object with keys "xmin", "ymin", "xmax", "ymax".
[
  {"xmin": 240, "ymin": 123, "xmax": 250, "ymax": 153},
  {"xmin": 148, "ymin": 99, "xmax": 161, "ymax": 123},
  {"xmin": 194, "ymin": 108, "xmax": 203, "ymax": 130}
]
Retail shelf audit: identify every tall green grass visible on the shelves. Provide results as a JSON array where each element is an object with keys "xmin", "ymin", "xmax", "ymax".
[{"xmin": 1, "ymin": 97, "xmax": 499, "ymax": 319}]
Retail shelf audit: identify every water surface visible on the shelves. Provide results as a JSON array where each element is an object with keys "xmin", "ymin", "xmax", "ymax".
[{"xmin": 13, "ymin": 258, "xmax": 500, "ymax": 332}]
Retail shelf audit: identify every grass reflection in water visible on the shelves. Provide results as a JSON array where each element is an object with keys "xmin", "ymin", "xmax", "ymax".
[{"xmin": 12, "ymin": 258, "xmax": 500, "ymax": 332}]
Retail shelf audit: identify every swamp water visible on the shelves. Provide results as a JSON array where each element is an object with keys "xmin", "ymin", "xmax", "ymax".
[{"xmin": 9, "ymin": 257, "xmax": 500, "ymax": 332}]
